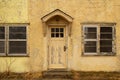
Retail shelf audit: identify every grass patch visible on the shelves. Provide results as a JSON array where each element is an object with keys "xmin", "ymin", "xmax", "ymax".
[
  {"xmin": 0, "ymin": 72, "xmax": 42, "ymax": 80},
  {"xmin": 1, "ymin": 71, "xmax": 120, "ymax": 80},
  {"xmin": 72, "ymin": 71, "xmax": 120, "ymax": 80}
]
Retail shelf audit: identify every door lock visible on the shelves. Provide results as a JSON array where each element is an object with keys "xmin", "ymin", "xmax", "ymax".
[{"xmin": 64, "ymin": 46, "xmax": 67, "ymax": 51}]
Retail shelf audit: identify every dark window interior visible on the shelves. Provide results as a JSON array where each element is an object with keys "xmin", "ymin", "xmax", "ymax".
[
  {"xmin": 9, "ymin": 27, "xmax": 26, "ymax": 39},
  {"xmin": 84, "ymin": 27, "xmax": 97, "ymax": 39},
  {"xmin": 0, "ymin": 41, "xmax": 5, "ymax": 53},
  {"xmin": 84, "ymin": 41, "xmax": 97, "ymax": 53},
  {"xmin": 0, "ymin": 26, "xmax": 27, "ymax": 56},
  {"xmin": 0, "ymin": 27, "xmax": 5, "ymax": 54},
  {"xmin": 84, "ymin": 26, "xmax": 114, "ymax": 54},
  {"xmin": 51, "ymin": 28, "xmax": 64, "ymax": 38},
  {"xmin": 0, "ymin": 27, "xmax": 5, "ymax": 39},
  {"xmin": 9, "ymin": 41, "xmax": 26, "ymax": 54},
  {"xmin": 100, "ymin": 27, "xmax": 113, "ymax": 52}
]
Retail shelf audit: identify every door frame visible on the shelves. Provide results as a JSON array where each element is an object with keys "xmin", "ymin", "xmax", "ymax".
[
  {"xmin": 47, "ymin": 24, "xmax": 68, "ymax": 70},
  {"xmin": 41, "ymin": 9, "xmax": 73, "ymax": 70}
]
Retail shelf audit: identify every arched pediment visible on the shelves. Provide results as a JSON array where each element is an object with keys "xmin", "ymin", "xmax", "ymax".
[
  {"xmin": 41, "ymin": 9, "xmax": 73, "ymax": 22},
  {"xmin": 41, "ymin": 9, "xmax": 73, "ymax": 36}
]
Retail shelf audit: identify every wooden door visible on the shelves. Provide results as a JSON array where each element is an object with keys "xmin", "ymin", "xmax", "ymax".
[{"xmin": 48, "ymin": 27, "xmax": 67, "ymax": 69}]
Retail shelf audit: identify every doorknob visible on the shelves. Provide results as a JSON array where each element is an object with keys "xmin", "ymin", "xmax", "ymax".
[{"xmin": 64, "ymin": 46, "xmax": 67, "ymax": 51}]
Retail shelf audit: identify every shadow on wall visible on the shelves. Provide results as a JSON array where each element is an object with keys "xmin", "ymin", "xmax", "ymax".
[{"xmin": 27, "ymin": 48, "xmax": 44, "ymax": 72}]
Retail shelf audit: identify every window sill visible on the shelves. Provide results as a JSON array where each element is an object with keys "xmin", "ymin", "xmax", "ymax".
[
  {"xmin": 82, "ymin": 53, "xmax": 116, "ymax": 56},
  {"xmin": 0, "ymin": 54, "xmax": 29, "ymax": 57}
]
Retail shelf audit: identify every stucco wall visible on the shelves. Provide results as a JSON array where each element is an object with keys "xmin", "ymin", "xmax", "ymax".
[
  {"xmin": 0, "ymin": 0, "xmax": 28, "ymax": 23},
  {"xmin": 29, "ymin": 0, "xmax": 120, "ymax": 71},
  {"xmin": 0, "ymin": 0, "xmax": 30, "ymax": 72},
  {"xmin": 0, "ymin": 0, "xmax": 120, "ymax": 72}
]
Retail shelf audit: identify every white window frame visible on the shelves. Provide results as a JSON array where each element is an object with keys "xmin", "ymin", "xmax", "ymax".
[
  {"xmin": 0, "ymin": 27, "xmax": 6, "ymax": 56},
  {"xmin": 82, "ymin": 24, "xmax": 115, "ymax": 56},
  {"xmin": 0, "ymin": 24, "xmax": 28, "ymax": 56}
]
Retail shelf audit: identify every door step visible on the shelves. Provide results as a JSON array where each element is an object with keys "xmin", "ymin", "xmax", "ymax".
[
  {"xmin": 42, "ymin": 78, "xmax": 73, "ymax": 80},
  {"xmin": 42, "ymin": 69, "xmax": 73, "ymax": 80}
]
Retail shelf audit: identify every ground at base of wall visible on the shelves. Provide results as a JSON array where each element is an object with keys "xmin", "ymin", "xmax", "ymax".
[
  {"xmin": 0, "ymin": 72, "xmax": 42, "ymax": 80},
  {"xmin": 0, "ymin": 72, "xmax": 120, "ymax": 80},
  {"xmin": 72, "ymin": 71, "xmax": 120, "ymax": 80}
]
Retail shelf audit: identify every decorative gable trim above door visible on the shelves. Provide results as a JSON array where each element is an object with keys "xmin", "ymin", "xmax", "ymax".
[{"xmin": 41, "ymin": 9, "xmax": 73, "ymax": 36}]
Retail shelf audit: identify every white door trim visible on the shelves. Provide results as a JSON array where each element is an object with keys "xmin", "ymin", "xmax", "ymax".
[{"xmin": 47, "ymin": 24, "xmax": 68, "ymax": 69}]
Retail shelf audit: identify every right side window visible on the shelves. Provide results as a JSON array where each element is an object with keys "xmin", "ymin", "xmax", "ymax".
[
  {"xmin": 100, "ymin": 27, "xmax": 113, "ymax": 53},
  {"xmin": 83, "ymin": 25, "xmax": 115, "ymax": 55},
  {"xmin": 0, "ymin": 27, "xmax": 5, "ymax": 55}
]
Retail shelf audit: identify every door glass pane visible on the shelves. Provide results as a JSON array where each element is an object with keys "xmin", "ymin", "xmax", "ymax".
[
  {"xmin": 60, "ymin": 28, "xmax": 64, "ymax": 32},
  {"xmin": 84, "ymin": 41, "xmax": 97, "ymax": 52},
  {"xmin": 56, "ymin": 33, "xmax": 59, "ymax": 37},
  {"xmin": 60, "ymin": 33, "xmax": 64, "ymax": 37},
  {"xmin": 51, "ymin": 28, "xmax": 55, "ymax": 32},
  {"xmin": 0, "ymin": 27, "xmax": 5, "ymax": 39},
  {"xmin": 51, "ymin": 28, "xmax": 64, "ymax": 38},
  {"xmin": 9, "ymin": 27, "xmax": 26, "ymax": 39},
  {"xmin": 0, "ymin": 41, "xmax": 5, "ymax": 53},
  {"xmin": 9, "ymin": 41, "xmax": 26, "ymax": 54},
  {"xmin": 51, "ymin": 33, "xmax": 55, "ymax": 37},
  {"xmin": 56, "ymin": 28, "xmax": 59, "ymax": 32}
]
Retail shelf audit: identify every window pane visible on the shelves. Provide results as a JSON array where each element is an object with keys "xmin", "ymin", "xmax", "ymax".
[
  {"xmin": 51, "ymin": 28, "xmax": 55, "ymax": 32},
  {"xmin": 100, "ymin": 40, "xmax": 112, "ymax": 52},
  {"xmin": 9, "ymin": 41, "xmax": 26, "ymax": 54},
  {"xmin": 51, "ymin": 33, "xmax": 55, "ymax": 37},
  {"xmin": 100, "ymin": 40, "xmax": 112, "ymax": 46},
  {"xmin": 84, "ymin": 27, "xmax": 97, "ymax": 39},
  {"xmin": 9, "ymin": 27, "xmax": 26, "ymax": 39},
  {"xmin": 85, "ymin": 27, "xmax": 96, "ymax": 32},
  {"xmin": 100, "ymin": 47, "xmax": 112, "ymax": 52},
  {"xmin": 85, "ymin": 41, "xmax": 96, "ymax": 46},
  {"xmin": 60, "ymin": 33, "xmax": 64, "ymax": 37},
  {"xmin": 100, "ymin": 27, "xmax": 112, "ymax": 32},
  {"xmin": 84, "ymin": 41, "xmax": 97, "ymax": 52},
  {"xmin": 85, "ymin": 33, "xmax": 97, "ymax": 39},
  {"xmin": 85, "ymin": 47, "xmax": 96, "ymax": 53},
  {"xmin": 60, "ymin": 28, "xmax": 64, "ymax": 32},
  {"xmin": 100, "ymin": 34, "xmax": 112, "ymax": 39},
  {"xmin": 100, "ymin": 27, "xmax": 113, "ymax": 39},
  {"xmin": 0, "ymin": 27, "xmax": 5, "ymax": 39},
  {"xmin": 0, "ymin": 41, "xmax": 5, "ymax": 53},
  {"xmin": 56, "ymin": 28, "xmax": 59, "ymax": 32},
  {"xmin": 100, "ymin": 27, "xmax": 113, "ymax": 53},
  {"xmin": 56, "ymin": 33, "xmax": 59, "ymax": 37}
]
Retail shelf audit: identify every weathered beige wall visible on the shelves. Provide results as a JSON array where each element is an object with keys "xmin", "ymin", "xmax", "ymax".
[
  {"xmin": 0, "ymin": 0, "xmax": 30, "ymax": 72},
  {"xmin": 0, "ymin": 0, "xmax": 28, "ymax": 23},
  {"xmin": 0, "ymin": 0, "xmax": 120, "ymax": 72},
  {"xmin": 29, "ymin": 0, "xmax": 120, "ymax": 71}
]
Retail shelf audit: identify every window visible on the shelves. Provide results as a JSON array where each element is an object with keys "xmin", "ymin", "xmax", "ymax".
[
  {"xmin": 83, "ymin": 24, "xmax": 115, "ymax": 55},
  {"xmin": 51, "ymin": 27, "xmax": 64, "ymax": 38},
  {"xmin": 0, "ymin": 25, "xmax": 27, "ymax": 56},
  {"xmin": 100, "ymin": 27, "xmax": 113, "ymax": 52},
  {"xmin": 0, "ymin": 27, "xmax": 5, "ymax": 54}
]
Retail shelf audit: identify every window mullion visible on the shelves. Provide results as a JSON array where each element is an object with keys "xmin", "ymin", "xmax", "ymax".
[
  {"xmin": 5, "ymin": 26, "xmax": 9, "ymax": 56},
  {"xmin": 97, "ymin": 25, "xmax": 100, "ymax": 55},
  {"xmin": 112, "ymin": 26, "xmax": 115, "ymax": 53}
]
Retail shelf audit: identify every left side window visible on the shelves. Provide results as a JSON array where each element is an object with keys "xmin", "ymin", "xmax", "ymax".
[
  {"xmin": 0, "ymin": 26, "xmax": 27, "ymax": 56},
  {"xmin": 0, "ymin": 27, "xmax": 5, "ymax": 55}
]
